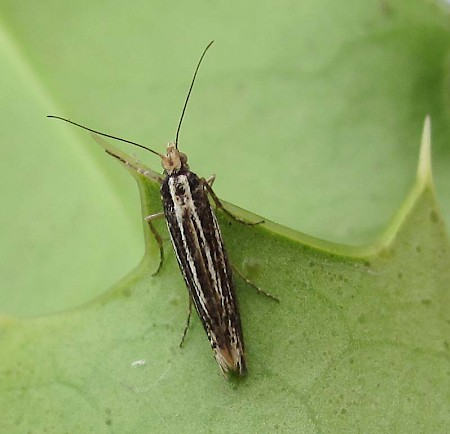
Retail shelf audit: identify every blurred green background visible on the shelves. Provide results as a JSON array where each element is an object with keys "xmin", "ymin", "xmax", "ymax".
[{"xmin": 1, "ymin": 0, "xmax": 449, "ymax": 316}]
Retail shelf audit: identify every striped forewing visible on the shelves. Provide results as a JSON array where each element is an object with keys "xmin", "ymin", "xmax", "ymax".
[{"xmin": 161, "ymin": 170, "xmax": 246, "ymax": 375}]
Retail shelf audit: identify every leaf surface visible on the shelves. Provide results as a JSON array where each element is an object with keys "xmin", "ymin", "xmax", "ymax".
[
  {"xmin": 2, "ymin": 120, "xmax": 449, "ymax": 433},
  {"xmin": 1, "ymin": 1, "xmax": 450, "ymax": 432}
]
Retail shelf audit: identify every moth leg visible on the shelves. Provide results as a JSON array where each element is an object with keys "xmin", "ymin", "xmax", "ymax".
[
  {"xmin": 97, "ymin": 137, "xmax": 163, "ymax": 183},
  {"xmin": 206, "ymin": 174, "xmax": 216, "ymax": 187},
  {"xmin": 179, "ymin": 298, "xmax": 193, "ymax": 347},
  {"xmin": 201, "ymin": 178, "xmax": 263, "ymax": 225},
  {"xmin": 232, "ymin": 264, "xmax": 279, "ymax": 302},
  {"xmin": 145, "ymin": 212, "xmax": 165, "ymax": 275}
]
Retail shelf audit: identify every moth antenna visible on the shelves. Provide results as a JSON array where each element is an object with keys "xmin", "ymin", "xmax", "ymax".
[
  {"xmin": 174, "ymin": 40, "xmax": 214, "ymax": 149},
  {"xmin": 47, "ymin": 115, "xmax": 163, "ymax": 157}
]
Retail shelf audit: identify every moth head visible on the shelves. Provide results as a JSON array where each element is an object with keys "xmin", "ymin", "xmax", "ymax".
[{"xmin": 161, "ymin": 142, "xmax": 188, "ymax": 174}]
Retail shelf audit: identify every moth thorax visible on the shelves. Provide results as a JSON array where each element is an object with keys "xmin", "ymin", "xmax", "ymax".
[{"xmin": 161, "ymin": 142, "xmax": 188, "ymax": 174}]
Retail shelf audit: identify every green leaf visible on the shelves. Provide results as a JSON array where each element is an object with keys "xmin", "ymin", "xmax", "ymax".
[
  {"xmin": 2, "ymin": 0, "xmax": 450, "ymax": 432},
  {"xmin": 2, "ymin": 0, "xmax": 450, "ymax": 316},
  {"xmin": 2, "ymin": 118, "xmax": 450, "ymax": 432}
]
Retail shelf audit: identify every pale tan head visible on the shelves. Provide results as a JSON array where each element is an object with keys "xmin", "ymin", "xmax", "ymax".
[{"xmin": 161, "ymin": 142, "xmax": 189, "ymax": 175}]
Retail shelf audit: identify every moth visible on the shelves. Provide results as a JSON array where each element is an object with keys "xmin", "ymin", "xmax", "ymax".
[{"xmin": 48, "ymin": 41, "xmax": 266, "ymax": 377}]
